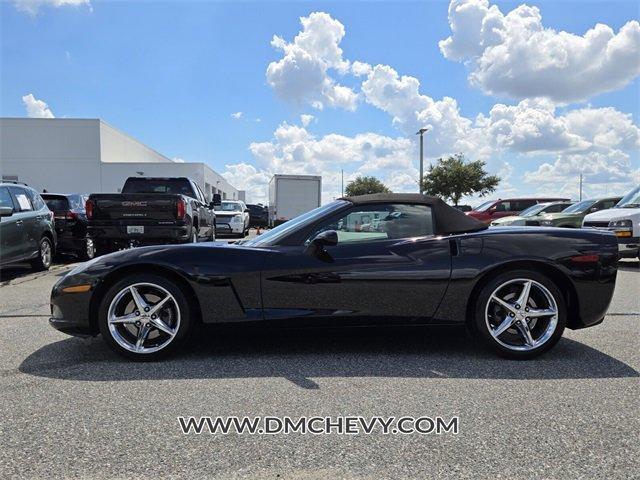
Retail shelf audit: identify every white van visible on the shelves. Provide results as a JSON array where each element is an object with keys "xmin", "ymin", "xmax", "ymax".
[{"xmin": 583, "ymin": 185, "xmax": 640, "ymax": 259}]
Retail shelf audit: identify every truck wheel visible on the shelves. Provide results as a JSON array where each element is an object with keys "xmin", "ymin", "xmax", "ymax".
[
  {"xmin": 77, "ymin": 238, "xmax": 96, "ymax": 261},
  {"xmin": 31, "ymin": 237, "xmax": 53, "ymax": 271}
]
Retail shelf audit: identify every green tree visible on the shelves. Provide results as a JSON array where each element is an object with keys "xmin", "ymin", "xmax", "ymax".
[
  {"xmin": 345, "ymin": 176, "xmax": 391, "ymax": 196},
  {"xmin": 421, "ymin": 154, "xmax": 500, "ymax": 206}
]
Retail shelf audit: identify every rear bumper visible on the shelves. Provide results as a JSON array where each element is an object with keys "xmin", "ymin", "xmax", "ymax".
[{"xmin": 88, "ymin": 224, "xmax": 191, "ymax": 244}]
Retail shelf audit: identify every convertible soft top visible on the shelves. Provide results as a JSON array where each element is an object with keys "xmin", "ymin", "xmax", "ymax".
[{"xmin": 340, "ymin": 193, "xmax": 487, "ymax": 236}]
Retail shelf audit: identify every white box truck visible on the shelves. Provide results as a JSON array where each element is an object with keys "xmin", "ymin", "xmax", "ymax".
[{"xmin": 268, "ymin": 174, "xmax": 322, "ymax": 227}]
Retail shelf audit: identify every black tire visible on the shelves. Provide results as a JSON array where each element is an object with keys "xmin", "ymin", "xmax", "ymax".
[
  {"xmin": 30, "ymin": 236, "xmax": 53, "ymax": 271},
  {"xmin": 473, "ymin": 269, "xmax": 566, "ymax": 359},
  {"xmin": 98, "ymin": 273, "xmax": 194, "ymax": 361},
  {"xmin": 77, "ymin": 237, "xmax": 95, "ymax": 261}
]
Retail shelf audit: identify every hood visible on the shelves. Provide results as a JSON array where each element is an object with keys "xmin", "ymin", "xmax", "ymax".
[
  {"xmin": 584, "ymin": 207, "xmax": 640, "ymax": 222},
  {"xmin": 492, "ymin": 215, "xmax": 521, "ymax": 224}
]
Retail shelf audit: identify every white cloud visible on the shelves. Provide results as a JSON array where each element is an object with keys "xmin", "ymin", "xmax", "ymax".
[
  {"xmin": 223, "ymin": 123, "xmax": 416, "ymax": 203},
  {"xmin": 172, "ymin": 157, "xmax": 185, "ymax": 163},
  {"xmin": 361, "ymin": 64, "xmax": 491, "ymax": 159},
  {"xmin": 266, "ymin": 12, "xmax": 358, "ymax": 111},
  {"xmin": 300, "ymin": 114, "xmax": 315, "ymax": 127},
  {"xmin": 440, "ymin": 0, "xmax": 640, "ymax": 103},
  {"xmin": 13, "ymin": 0, "xmax": 91, "ymax": 16},
  {"xmin": 230, "ymin": 111, "xmax": 243, "ymax": 119},
  {"xmin": 22, "ymin": 94, "xmax": 54, "ymax": 118}
]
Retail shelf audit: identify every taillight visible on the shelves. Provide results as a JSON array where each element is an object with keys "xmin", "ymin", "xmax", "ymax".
[
  {"xmin": 176, "ymin": 198, "xmax": 186, "ymax": 220},
  {"xmin": 65, "ymin": 211, "xmax": 78, "ymax": 221},
  {"xmin": 85, "ymin": 199, "xmax": 94, "ymax": 220}
]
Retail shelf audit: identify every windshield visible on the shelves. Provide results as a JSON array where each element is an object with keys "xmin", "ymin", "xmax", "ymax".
[
  {"xmin": 243, "ymin": 200, "xmax": 349, "ymax": 247},
  {"xmin": 520, "ymin": 204, "xmax": 548, "ymax": 217},
  {"xmin": 122, "ymin": 178, "xmax": 193, "ymax": 195},
  {"xmin": 562, "ymin": 199, "xmax": 596, "ymax": 213},
  {"xmin": 616, "ymin": 186, "xmax": 640, "ymax": 208},
  {"xmin": 217, "ymin": 201, "xmax": 243, "ymax": 212},
  {"xmin": 473, "ymin": 200, "xmax": 495, "ymax": 212}
]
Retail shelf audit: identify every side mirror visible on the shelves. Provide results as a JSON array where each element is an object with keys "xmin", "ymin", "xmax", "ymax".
[
  {"xmin": 211, "ymin": 194, "xmax": 222, "ymax": 207},
  {"xmin": 589, "ymin": 206, "xmax": 598, "ymax": 212},
  {"xmin": 304, "ymin": 230, "xmax": 338, "ymax": 258},
  {"xmin": 244, "ymin": 209, "xmax": 250, "ymax": 213},
  {"xmin": 0, "ymin": 207, "xmax": 13, "ymax": 218}
]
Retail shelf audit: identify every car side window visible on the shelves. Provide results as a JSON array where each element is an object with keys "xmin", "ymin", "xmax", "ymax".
[
  {"xmin": 8, "ymin": 187, "xmax": 33, "ymax": 212},
  {"xmin": 513, "ymin": 200, "xmax": 535, "ymax": 211},
  {"xmin": 26, "ymin": 189, "xmax": 46, "ymax": 210},
  {"xmin": 307, "ymin": 203, "xmax": 434, "ymax": 244},
  {"xmin": 0, "ymin": 187, "xmax": 14, "ymax": 210},
  {"xmin": 546, "ymin": 204, "xmax": 565, "ymax": 213},
  {"xmin": 598, "ymin": 200, "xmax": 617, "ymax": 210},
  {"xmin": 494, "ymin": 202, "xmax": 509, "ymax": 212}
]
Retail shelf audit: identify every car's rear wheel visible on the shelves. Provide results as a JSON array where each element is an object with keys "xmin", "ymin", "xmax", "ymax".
[
  {"xmin": 77, "ymin": 237, "xmax": 95, "ymax": 261},
  {"xmin": 98, "ymin": 274, "xmax": 193, "ymax": 360},
  {"xmin": 474, "ymin": 270, "xmax": 566, "ymax": 359},
  {"xmin": 31, "ymin": 236, "xmax": 52, "ymax": 271}
]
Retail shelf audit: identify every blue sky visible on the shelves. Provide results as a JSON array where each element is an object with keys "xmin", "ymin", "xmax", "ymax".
[{"xmin": 1, "ymin": 0, "xmax": 639, "ymax": 203}]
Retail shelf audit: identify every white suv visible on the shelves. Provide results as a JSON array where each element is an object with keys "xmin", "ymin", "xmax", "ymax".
[
  {"xmin": 583, "ymin": 185, "xmax": 640, "ymax": 259},
  {"xmin": 214, "ymin": 200, "xmax": 250, "ymax": 238}
]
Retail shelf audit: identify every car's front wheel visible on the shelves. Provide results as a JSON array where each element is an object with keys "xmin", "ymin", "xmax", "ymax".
[
  {"xmin": 98, "ymin": 274, "xmax": 194, "ymax": 360},
  {"xmin": 474, "ymin": 270, "xmax": 566, "ymax": 359}
]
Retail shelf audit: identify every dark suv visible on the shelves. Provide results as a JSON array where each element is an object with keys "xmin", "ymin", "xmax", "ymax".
[
  {"xmin": 0, "ymin": 182, "xmax": 56, "ymax": 271},
  {"xmin": 42, "ymin": 193, "xmax": 94, "ymax": 261}
]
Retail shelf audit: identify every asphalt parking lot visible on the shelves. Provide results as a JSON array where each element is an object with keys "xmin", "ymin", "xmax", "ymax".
[{"xmin": 0, "ymin": 242, "xmax": 638, "ymax": 479}]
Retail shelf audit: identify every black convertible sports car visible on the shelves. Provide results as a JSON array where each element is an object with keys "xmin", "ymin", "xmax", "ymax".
[{"xmin": 50, "ymin": 193, "xmax": 619, "ymax": 360}]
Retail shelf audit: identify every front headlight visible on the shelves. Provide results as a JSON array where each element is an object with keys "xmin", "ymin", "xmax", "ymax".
[
  {"xmin": 233, "ymin": 215, "xmax": 243, "ymax": 223},
  {"xmin": 608, "ymin": 219, "xmax": 632, "ymax": 228},
  {"xmin": 608, "ymin": 219, "xmax": 633, "ymax": 237}
]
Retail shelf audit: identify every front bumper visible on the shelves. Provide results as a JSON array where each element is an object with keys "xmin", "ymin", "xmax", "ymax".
[
  {"xmin": 616, "ymin": 236, "xmax": 639, "ymax": 257},
  {"xmin": 49, "ymin": 274, "xmax": 98, "ymax": 337},
  {"xmin": 216, "ymin": 221, "xmax": 244, "ymax": 234}
]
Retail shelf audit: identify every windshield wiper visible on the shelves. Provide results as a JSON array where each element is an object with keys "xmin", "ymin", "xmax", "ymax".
[{"xmin": 619, "ymin": 203, "xmax": 640, "ymax": 208}]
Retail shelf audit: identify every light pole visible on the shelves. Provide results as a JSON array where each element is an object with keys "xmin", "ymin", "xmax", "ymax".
[{"xmin": 416, "ymin": 128, "xmax": 428, "ymax": 194}]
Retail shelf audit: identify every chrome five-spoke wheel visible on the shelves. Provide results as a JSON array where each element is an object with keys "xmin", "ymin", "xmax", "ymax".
[
  {"xmin": 107, "ymin": 283, "xmax": 181, "ymax": 354},
  {"xmin": 485, "ymin": 278, "xmax": 559, "ymax": 352}
]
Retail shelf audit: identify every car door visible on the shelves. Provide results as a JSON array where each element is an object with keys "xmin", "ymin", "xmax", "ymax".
[
  {"xmin": 0, "ymin": 186, "xmax": 22, "ymax": 265},
  {"xmin": 193, "ymin": 182, "xmax": 212, "ymax": 238},
  {"xmin": 7, "ymin": 186, "xmax": 38, "ymax": 259},
  {"xmin": 261, "ymin": 202, "xmax": 452, "ymax": 325}
]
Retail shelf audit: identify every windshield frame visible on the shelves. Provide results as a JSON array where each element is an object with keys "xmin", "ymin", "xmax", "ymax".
[
  {"xmin": 473, "ymin": 200, "xmax": 496, "ymax": 212},
  {"xmin": 562, "ymin": 199, "xmax": 596, "ymax": 214},
  {"xmin": 216, "ymin": 201, "xmax": 243, "ymax": 212},
  {"xmin": 519, "ymin": 203, "xmax": 549, "ymax": 218},
  {"xmin": 615, "ymin": 186, "xmax": 640, "ymax": 208},
  {"xmin": 242, "ymin": 200, "xmax": 349, "ymax": 247}
]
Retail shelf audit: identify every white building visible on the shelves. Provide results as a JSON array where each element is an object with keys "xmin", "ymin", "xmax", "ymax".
[{"xmin": 0, "ymin": 118, "xmax": 238, "ymax": 201}]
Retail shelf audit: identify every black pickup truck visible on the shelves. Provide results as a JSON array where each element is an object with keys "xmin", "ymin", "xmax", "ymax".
[{"xmin": 86, "ymin": 177, "xmax": 220, "ymax": 254}]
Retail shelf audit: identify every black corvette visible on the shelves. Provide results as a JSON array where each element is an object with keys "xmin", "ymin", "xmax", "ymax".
[{"xmin": 50, "ymin": 193, "xmax": 619, "ymax": 360}]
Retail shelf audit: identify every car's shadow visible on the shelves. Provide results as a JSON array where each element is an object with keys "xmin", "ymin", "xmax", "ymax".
[{"xmin": 19, "ymin": 327, "xmax": 638, "ymax": 388}]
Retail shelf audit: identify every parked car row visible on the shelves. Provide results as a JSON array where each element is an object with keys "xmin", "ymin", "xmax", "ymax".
[
  {"xmin": 468, "ymin": 188, "xmax": 639, "ymax": 259},
  {"xmin": 0, "ymin": 176, "xmax": 262, "ymax": 272}
]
